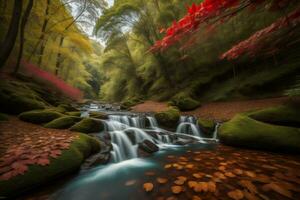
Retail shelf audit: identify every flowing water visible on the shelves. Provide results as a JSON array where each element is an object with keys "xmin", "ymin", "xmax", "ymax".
[{"xmin": 42, "ymin": 104, "xmax": 220, "ymax": 199}]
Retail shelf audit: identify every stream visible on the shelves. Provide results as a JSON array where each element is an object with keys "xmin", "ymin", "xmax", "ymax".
[{"xmin": 32, "ymin": 103, "xmax": 219, "ymax": 200}]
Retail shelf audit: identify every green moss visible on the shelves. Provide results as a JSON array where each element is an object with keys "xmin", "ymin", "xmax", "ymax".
[
  {"xmin": 57, "ymin": 104, "xmax": 78, "ymax": 112},
  {"xmin": 169, "ymin": 95, "xmax": 200, "ymax": 111},
  {"xmin": 219, "ymin": 114, "xmax": 300, "ymax": 152},
  {"xmin": 89, "ymin": 111, "xmax": 108, "ymax": 119},
  {"xmin": 154, "ymin": 107, "xmax": 180, "ymax": 130},
  {"xmin": 0, "ymin": 134, "xmax": 100, "ymax": 198},
  {"xmin": 66, "ymin": 111, "xmax": 81, "ymax": 117},
  {"xmin": 70, "ymin": 118, "xmax": 105, "ymax": 133},
  {"xmin": 0, "ymin": 113, "xmax": 8, "ymax": 121},
  {"xmin": 44, "ymin": 116, "xmax": 81, "ymax": 129},
  {"xmin": 121, "ymin": 97, "xmax": 144, "ymax": 110},
  {"xmin": 246, "ymin": 105, "xmax": 300, "ymax": 127},
  {"xmin": 198, "ymin": 118, "xmax": 215, "ymax": 135},
  {"xmin": 19, "ymin": 110, "xmax": 63, "ymax": 124}
]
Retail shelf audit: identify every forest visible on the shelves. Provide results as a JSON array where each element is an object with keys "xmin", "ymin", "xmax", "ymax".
[{"xmin": 0, "ymin": 0, "xmax": 300, "ymax": 200}]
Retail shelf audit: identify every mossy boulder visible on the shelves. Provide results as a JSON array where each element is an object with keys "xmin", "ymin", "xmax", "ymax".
[
  {"xmin": 169, "ymin": 96, "xmax": 200, "ymax": 111},
  {"xmin": 70, "ymin": 118, "xmax": 105, "ymax": 133},
  {"xmin": 89, "ymin": 111, "xmax": 108, "ymax": 119},
  {"xmin": 0, "ymin": 133, "xmax": 100, "ymax": 198},
  {"xmin": 154, "ymin": 107, "xmax": 180, "ymax": 130},
  {"xmin": 19, "ymin": 110, "xmax": 63, "ymax": 124},
  {"xmin": 219, "ymin": 114, "xmax": 300, "ymax": 153},
  {"xmin": 121, "ymin": 97, "xmax": 143, "ymax": 110},
  {"xmin": 0, "ymin": 113, "xmax": 8, "ymax": 121},
  {"xmin": 44, "ymin": 116, "xmax": 81, "ymax": 129},
  {"xmin": 66, "ymin": 111, "xmax": 81, "ymax": 117},
  {"xmin": 197, "ymin": 118, "xmax": 215, "ymax": 135},
  {"xmin": 246, "ymin": 105, "xmax": 300, "ymax": 128},
  {"xmin": 57, "ymin": 104, "xmax": 78, "ymax": 112}
]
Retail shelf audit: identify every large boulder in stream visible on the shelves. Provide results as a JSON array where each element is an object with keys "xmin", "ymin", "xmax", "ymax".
[
  {"xmin": 138, "ymin": 139, "xmax": 159, "ymax": 154},
  {"xmin": 0, "ymin": 133, "xmax": 101, "ymax": 199},
  {"xmin": 44, "ymin": 116, "xmax": 82, "ymax": 129},
  {"xmin": 18, "ymin": 109, "xmax": 64, "ymax": 124},
  {"xmin": 219, "ymin": 114, "xmax": 300, "ymax": 153},
  {"xmin": 154, "ymin": 107, "xmax": 180, "ymax": 131},
  {"xmin": 70, "ymin": 118, "xmax": 105, "ymax": 133}
]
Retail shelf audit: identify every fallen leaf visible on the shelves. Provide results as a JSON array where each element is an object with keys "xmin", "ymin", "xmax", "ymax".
[
  {"xmin": 157, "ymin": 177, "xmax": 168, "ymax": 184},
  {"xmin": 239, "ymin": 180, "xmax": 257, "ymax": 194},
  {"xmin": 228, "ymin": 189, "xmax": 244, "ymax": 200},
  {"xmin": 188, "ymin": 181, "xmax": 197, "ymax": 188},
  {"xmin": 171, "ymin": 186, "xmax": 183, "ymax": 194},
  {"xmin": 225, "ymin": 172, "xmax": 236, "ymax": 177},
  {"xmin": 143, "ymin": 182, "xmax": 154, "ymax": 192},
  {"xmin": 192, "ymin": 195, "xmax": 202, "ymax": 200},
  {"xmin": 243, "ymin": 190, "xmax": 260, "ymax": 200}
]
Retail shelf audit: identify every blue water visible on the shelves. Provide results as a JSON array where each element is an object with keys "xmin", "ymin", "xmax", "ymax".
[{"xmin": 50, "ymin": 143, "xmax": 216, "ymax": 200}]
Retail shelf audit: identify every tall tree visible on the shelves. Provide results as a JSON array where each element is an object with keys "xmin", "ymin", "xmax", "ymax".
[
  {"xmin": 0, "ymin": 0, "xmax": 22, "ymax": 69},
  {"xmin": 14, "ymin": 0, "xmax": 34, "ymax": 75}
]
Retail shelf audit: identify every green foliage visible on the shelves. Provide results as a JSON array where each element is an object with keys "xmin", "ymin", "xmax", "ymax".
[
  {"xmin": 219, "ymin": 114, "xmax": 300, "ymax": 153},
  {"xmin": 19, "ymin": 110, "xmax": 63, "ymax": 124},
  {"xmin": 70, "ymin": 118, "xmax": 105, "ymax": 133},
  {"xmin": 154, "ymin": 107, "xmax": 180, "ymax": 130},
  {"xmin": 44, "ymin": 116, "xmax": 81, "ymax": 129},
  {"xmin": 0, "ymin": 133, "xmax": 100, "ymax": 198},
  {"xmin": 66, "ymin": 111, "xmax": 81, "ymax": 117}
]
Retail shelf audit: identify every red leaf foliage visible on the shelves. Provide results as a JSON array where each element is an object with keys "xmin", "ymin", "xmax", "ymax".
[
  {"xmin": 220, "ymin": 7, "xmax": 300, "ymax": 60},
  {"xmin": 20, "ymin": 61, "xmax": 83, "ymax": 101}
]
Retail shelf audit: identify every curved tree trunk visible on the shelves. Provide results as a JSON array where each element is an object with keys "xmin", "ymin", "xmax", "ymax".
[
  {"xmin": 14, "ymin": 0, "xmax": 34, "ymax": 75},
  {"xmin": 0, "ymin": 0, "xmax": 22, "ymax": 69}
]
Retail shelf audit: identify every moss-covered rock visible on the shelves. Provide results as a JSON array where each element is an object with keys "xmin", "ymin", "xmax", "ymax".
[
  {"xmin": 246, "ymin": 105, "xmax": 300, "ymax": 128},
  {"xmin": 66, "ymin": 111, "xmax": 81, "ymax": 117},
  {"xmin": 197, "ymin": 118, "xmax": 215, "ymax": 135},
  {"xmin": 44, "ymin": 116, "xmax": 81, "ymax": 129},
  {"xmin": 0, "ymin": 133, "xmax": 100, "ymax": 198},
  {"xmin": 70, "ymin": 118, "xmax": 105, "ymax": 133},
  {"xmin": 121, "ymin": 97, "xmax": 144, "ymax": 110},
  {"xmin": 0, "ymin": 113, "xmax": 8, "ymax": 121},
  {"xmin": 154, "ymin": 107, "xmax": 180, "ymax": 130},
  {"xmin": 219, "ymin": 114, "xmax": 300, "ymax": 153},
  {"xmin": 19, "ymin": 110, "xmax": 63, "ymax": 124},
  {"xmin": 169, "ymin": 96, "xmax": 200, "ymax": 111},
  {"xmin": 57, "ymin": 104, "xmax": 78, "ymax": 112},
  {"xmin": 89, "ymin": 111, "xmax": 108, "ymax": 119}
]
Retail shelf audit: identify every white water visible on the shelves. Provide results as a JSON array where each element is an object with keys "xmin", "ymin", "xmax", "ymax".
[{"xmin": 97, "ymin": 113, "xmax": 218, "ymax": 163}]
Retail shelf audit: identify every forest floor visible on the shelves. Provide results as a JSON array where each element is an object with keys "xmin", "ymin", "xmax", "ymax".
[{"xmin": 131, "ymin": 97, "xmax": 293, "ymax": 121}]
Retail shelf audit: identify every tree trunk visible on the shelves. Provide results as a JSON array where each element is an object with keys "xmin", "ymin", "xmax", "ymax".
[
  {"xmin": 14, "ymin": 0, "xmax": 34, "ymax": 75},
  {"xmin": 0, "ymin": 0, "xmax": 22, "ymax": 69},
  {"xmin": 55, "ymin": 36, "xmax": 65, "ymax": 75}
]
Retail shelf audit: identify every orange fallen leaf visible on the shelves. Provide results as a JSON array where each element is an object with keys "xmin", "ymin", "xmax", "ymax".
[
  {"xmin": 225, "ymin": 172, "xmax": 236, "ymax": 177},
  {"xmin": 239, "ymin": 180, "xmax": 257, "ymax": 194},
  {"xmin": 157, "ymin": 177, "xmax": 168, "ymax": 184},
  {"xmin": 207, "ymin": 181, "xmax": 216, "ymax": 192},
  {"xmin": 188, "ymin": 181, "xmax": 197, "ymax": 188},
  {"xmin": 245, "ymin": 171, "xmax": 256, "ymax": 178},
  {"xmin": 164, "ymin": 164, "xmax": 172, "ymax": 169},
  {"xmin": 143, "ymin": 182, "xmax": 154, "ymax": 192},
  {"xmin": 193, "ymin": 173, "xmax": 203, "ymax": 179},
  {"xmin": 243, "ymin": 190, "xmax": 259, "ymax": 200},
  {"xmin": 228, "ymin": 189, "xmax": 244, "ymax": 200},
  {"xmin": 233, "ymin": 168, "xmax": 243, "ymax": 175},
  {"xmin": 192, "ymin": 195, "xmax": 202, "ymax": 200},
  {"xmin": 171, "ymin": 186, "xmax": 183, "ymax": 194}
]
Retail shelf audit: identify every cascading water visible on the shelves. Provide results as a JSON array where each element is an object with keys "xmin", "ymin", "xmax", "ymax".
[
  {"xmin": 176, "ymin": 116, "xmax": 203, "ymax": 137},
  {"xmin": 146, "ymin": 116, "xmax": 158, "ymax": 128}
]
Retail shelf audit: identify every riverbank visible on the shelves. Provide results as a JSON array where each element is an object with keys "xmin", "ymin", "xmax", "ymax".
[{"xmin": 131, "ymin": 97, "xmax": 294, "ymax": 121}]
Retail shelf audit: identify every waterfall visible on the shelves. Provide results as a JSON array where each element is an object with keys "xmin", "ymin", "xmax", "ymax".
[
  {"xmin": 176, "ymin": 122, "xmax": 202, "ymax": 137},
  {"xmin": 147, "ymin": 116, "xmax": 158, "ymax": 128},
  {"xmin": 176, "ymin": 116, "xmax": 203, "ymax": 137},
  {"xmin": 212, "ymin": 123, "xmax": 220, "ymax": 140}
]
